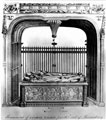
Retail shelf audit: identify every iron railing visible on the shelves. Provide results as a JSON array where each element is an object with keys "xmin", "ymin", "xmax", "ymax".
[{"xmin": 21, "ymin": 46, "xmax": 87, "ymax": 77}]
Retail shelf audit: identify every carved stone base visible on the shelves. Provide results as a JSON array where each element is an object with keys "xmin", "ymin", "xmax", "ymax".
[
  {"xmin": 2, "ymin": 102, "xmax": 13, "ymax": 107},
  {"xmin": 98, "ymin": 102, "xmax": 105, "ymax": 107},
  {"xmin": 19, "ymin": 82, "xmax": 88, "ymax": 107},
  {"xmin": 2, "ymin": 98, "xmax": 20, "ymax": 107},
  {"xmin": 87, "ymin": 97, "xmax": 105, "ymax": 107},
  {"xmin": 22, "ymin": 101, "xmax": 83, "ymax": 107},
  {"xmin": 19, "ymin": 102, "xmax": 27, "ymax": 107},
  {"xmin": 82, "ymin": 100, "xmax": 89, "ymax": 107},
  {"xmin": 2, "ymin": 103, "xmax": 8, "ymax": 107}
]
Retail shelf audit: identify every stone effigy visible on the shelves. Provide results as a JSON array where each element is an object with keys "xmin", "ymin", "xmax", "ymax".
[{"xmin": 23, "ymin": 71, "xmax": 85, "ymax": 83}]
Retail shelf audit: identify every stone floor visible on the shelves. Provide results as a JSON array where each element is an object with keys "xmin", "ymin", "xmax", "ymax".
[{"xmin": 1, "ymin": 101, "xmax": 106, "ymax": 120}]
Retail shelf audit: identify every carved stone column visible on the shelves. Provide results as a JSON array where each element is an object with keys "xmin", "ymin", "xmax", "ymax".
[
  {"xmin": 99, "ymin": 16, "xmax": 105, "ymax": 106},
  {"xmin": 2, "ymin": 15, "xmax": 7, "ymax": 106}
]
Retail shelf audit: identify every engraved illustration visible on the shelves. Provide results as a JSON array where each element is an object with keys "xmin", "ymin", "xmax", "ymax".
[{"xmin": 1, "ymin": 1, "xmax": 106, "ymax": 120}]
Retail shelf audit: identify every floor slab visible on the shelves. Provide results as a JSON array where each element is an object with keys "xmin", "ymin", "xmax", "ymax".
[{"xmin": 1, "ymin": 104, "xmax": 105, "ymax": 120}]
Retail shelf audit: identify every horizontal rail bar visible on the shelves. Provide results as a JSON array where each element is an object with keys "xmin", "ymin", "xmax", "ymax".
[
  {"xmin": 21, "ymin": 47, "xmax": 86, "ymax": 49},
  {"xmin": 21, "ymin": 51, "xmax": 87, "ymax": 53}
]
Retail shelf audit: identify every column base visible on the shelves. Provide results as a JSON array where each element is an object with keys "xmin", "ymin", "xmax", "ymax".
[
  {"xmin": 2, "ymin": 103, "xmax": 7, "ymax": 107},
  {"xmin": 82, "ymin": 101, "xmax": 89, "ymax": 107},
  {"xmin": 2, "ymin": 102, "xmax": 13, "ymax": 107},
  {"xmin": 19, "ymin": 102, "xmax": 26, "ymax": 107},
  {"xmin": 98, "ymin": 102, "xmax": 105, "ymax": 107},
  {"xmin": 88, "ymin": 97, "xmax": 105, "ymax": 107}
]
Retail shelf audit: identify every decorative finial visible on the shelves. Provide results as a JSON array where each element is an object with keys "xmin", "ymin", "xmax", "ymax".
[
  {"xmin": 2, "ymin": 15, "xmax": 7, "ymax": 35},
  {"xmin": 47, "ymin": 20, "xmax": 62, "ymax": 38}
]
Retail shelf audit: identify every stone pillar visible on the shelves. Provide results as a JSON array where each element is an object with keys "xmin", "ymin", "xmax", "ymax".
[
  {"xmin": 99, "ymin": 16, "xmax": 105, "ymax": 106},
  {"xmin": 2, "ymin": 15, "xmax": 7, "ymax": 106},
  {"xmin": 2, "ymin": 35, "xmax": 6, "ymax": 106}
]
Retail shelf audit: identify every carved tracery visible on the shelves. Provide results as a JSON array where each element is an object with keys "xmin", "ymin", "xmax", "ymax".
[{"xmin": 3, "ymin": 3, "xmax": 105, "ymax": 14}]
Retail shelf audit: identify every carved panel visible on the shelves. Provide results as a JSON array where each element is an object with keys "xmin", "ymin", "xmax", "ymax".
[
  {"xmin": 61, "ymin": 86, "xmax": 83, "ymax": 100},
  {"xmin": 90, "ymin": 4, "xmax": 105, "ymax": 14},
  {"xmin": 4, "ymin": 4, "xmax": 18, "ymax": 14},
  {"xmin": 25, "ymin": 86, "xmax": 43, "ymax": 101},
  {"xmin": 43, "ymin": 87, "xmax": 61, "ymax": 101},
  {"xmin": 3, "ymin": 3, "xmax": 105, "ymax": 14},
  {"xmin": 25, "ymin": 86, "xmax": 83, "ymax": 101}
]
